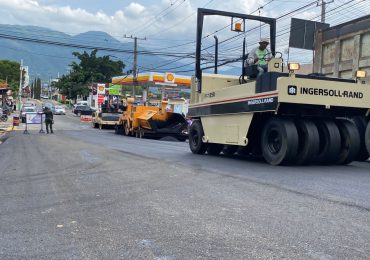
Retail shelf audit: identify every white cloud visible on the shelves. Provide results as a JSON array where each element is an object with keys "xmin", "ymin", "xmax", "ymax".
[
  {"xmin": 0, "ymin": 0, "xmax": 312, "ymax": 60},
  {"xmin": 0, "ymin": 0, "xmax": 263, "ymax": 39},
  {"xmin": 125, "ymin": 2, "xmax": 145, "ymax": 17}
]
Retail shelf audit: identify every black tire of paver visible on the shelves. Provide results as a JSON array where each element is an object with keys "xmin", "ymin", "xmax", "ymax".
[
  {"xmin": 315, "ymin": 120, "xmax": 341, "ymax": 164},
  {"xmin": 207, "ymin": 143, "xmax": 224, "ymax": 155},
  {"xmin": 261, "ymin": 118, "xmax": 299, "ymax": 165},
  {"xmin": 123, "ymin": 122, "xmax": 130, "ymax": 136},
  {"xmin": 223, "ymin": 145, "xmax": 238, "ymax": 156},
  {"xmin": 114, "ymin": 124, "xmax": 124, "ymax": 135},
  {"xmin": 365, "ymin": 120, "xmax": 370, "ymax": 158},
  {"xmin": 335, "ymin": 119, "xmax": 361, "ymax": 165},
  {"xmin": 351, "ymin": 116, "xmax": 370, "ymax": 161},
  {"xmin": 189, "ymin": 120, "xmax": 208, "ymax": 154},
  {"xmin": 295, "ymin": 119, "xmax": 320, "ymax": 165},
  {"xmin": 139, "ymin": 129, "xmax": 144, "ymax": 139}
]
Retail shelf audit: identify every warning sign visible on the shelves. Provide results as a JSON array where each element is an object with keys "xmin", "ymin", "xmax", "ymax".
[{"xmin": 26, "ymin": 113, "xmax": 45, "ymax": 124}]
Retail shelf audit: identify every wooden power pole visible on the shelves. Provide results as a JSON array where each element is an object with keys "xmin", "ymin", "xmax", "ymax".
[{"xmin": 123, "ymin": 35, "xmax": 146, "ymax": 98}]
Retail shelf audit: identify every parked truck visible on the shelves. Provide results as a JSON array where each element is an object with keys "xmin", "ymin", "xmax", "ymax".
[
  {"xmin": 91, "ymin": 111, "xmax": 120, "ymax": 129},
  {"xmin": 314, "ymin": 15, "xmax": 370, "ymax": 159},
  {"xmin": 187, "ymin": 8, "xmax": 370, "ymax": 165}
]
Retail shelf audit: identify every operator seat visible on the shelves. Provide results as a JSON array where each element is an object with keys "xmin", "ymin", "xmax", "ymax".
[
  {"xmin": 243, "ymin": 53, "xmax": 258, "ymax": 79},
  {"xmin": 244, "ymin": 64, "xmax": 259, "ymax": 79}
]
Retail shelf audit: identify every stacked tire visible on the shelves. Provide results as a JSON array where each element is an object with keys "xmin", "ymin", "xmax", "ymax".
[
  {"xmin": 351, "ymin": 116, "xmax": 370, "ymax": 161},
  {"xmin": 366, "ymin": 120, "xmax": 370, "ymax": 157},
  {"xmin": 261, "ymin": 117, "xmax": 361, "ymax": 165},
  {"xmin": 189, "ymin": 117, "xmax": 365, "ymax": 166}
]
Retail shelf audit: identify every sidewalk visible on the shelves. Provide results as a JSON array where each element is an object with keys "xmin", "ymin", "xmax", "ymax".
[
  {"xmin": 0, "ymin": 111, "xmax": 20, "ymax": 132},
  {"xmin": 0, "ymin": 111, "xmax": 20, "ymax": 142},
  {"xmin": 0, "ymin": 99, "xmax": 61, "ymax": 139}
]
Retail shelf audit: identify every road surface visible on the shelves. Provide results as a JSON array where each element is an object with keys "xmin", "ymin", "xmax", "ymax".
[{"xmin": 1, "ymin": 111, "xmax": 369, "ymax": 259}]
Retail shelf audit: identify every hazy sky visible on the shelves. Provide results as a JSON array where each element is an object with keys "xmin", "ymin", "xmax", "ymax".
[
  {"xmin": 0, "ymin": 0, "xmax": 369, "ymax": 64},
  {"xmin": 0, "ymin": 0, "xmax": 267, "ymax": 36}
]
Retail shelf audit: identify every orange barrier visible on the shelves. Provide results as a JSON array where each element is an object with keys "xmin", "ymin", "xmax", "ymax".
[
  {"xmin": 13, "ymin": 116, "xmax": 20, "ymax": 126},
  {"xmin": 80, "ymin": 115, "xmax": 92, "ymax": 122}
]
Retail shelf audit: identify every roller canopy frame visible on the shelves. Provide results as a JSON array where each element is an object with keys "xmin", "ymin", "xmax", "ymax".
[{"xmin": 195, "ymin": 8, "xmax": 277, "ymax": 93}]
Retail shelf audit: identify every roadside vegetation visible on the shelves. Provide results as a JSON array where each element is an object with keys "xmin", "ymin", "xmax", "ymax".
[
  {"xmin": 55, "ymin": 49, "xmax": 125, "ymax": 100},
  {"xmin": 0, "ymin": 60, "xmax": 21, "ymax": 96}
]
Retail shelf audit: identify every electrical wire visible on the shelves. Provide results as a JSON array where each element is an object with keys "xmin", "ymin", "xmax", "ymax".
[{"xmin": 128, "ymin": 0, "xmax": 187, "ymax": 36}]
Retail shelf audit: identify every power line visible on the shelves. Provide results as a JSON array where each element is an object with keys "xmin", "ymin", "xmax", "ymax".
[
  {"xmin": 127, "ymin": 0, "xmax": 187, "ymax": 36},
  {"xmin": 0, "ymin": 32, "xmax": 195, "ymax": 58},
  {"xmin": 153, "ymin": 1, "xmax": 319, "ymax": 72},
  {"xmin": 146, "ymin": 0, "xmax": 216, "ymax": 38}
]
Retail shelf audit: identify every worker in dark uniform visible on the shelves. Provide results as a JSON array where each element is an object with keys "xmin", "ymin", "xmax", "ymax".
[{"xmin": 44, "ymin": 107, "xmax": 54, "ymax": 134}]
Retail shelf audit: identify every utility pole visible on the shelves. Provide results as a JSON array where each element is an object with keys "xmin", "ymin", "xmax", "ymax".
[
  {"xmin": 124, "ymin": 35, "xmax": 146, "ymax": 98},
  {"xmin": 317, "ymin": 0, "xmax": 334, "ymax": 23},
  {"xmin": 17, "ymin": 59, "xmax": 23, "ymax": 111},
  {"xmin": 49, "ymin": 76, "xmax": 51, "ymax": 99}
]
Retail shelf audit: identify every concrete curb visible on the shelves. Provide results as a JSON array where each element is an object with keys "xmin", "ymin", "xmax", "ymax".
[{"xmin": 0, "ymin": 129, "xmax": 10, "ymax": 144}]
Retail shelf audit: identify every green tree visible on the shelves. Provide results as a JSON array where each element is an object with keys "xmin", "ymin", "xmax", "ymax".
[
  {"xmin": 30, "ymin": 80, "xmax": 34, "ymax": 98},
  {"xmin": 56, "ymin": 50, "xmax": 125, "ymax": 100},
  {"xmin": 0, "ymin": 60, "xmax": 21, "ymax": 96},
  {"xmin": 33, "ymin": 78, "xmax": 41, "ymax": 99}
]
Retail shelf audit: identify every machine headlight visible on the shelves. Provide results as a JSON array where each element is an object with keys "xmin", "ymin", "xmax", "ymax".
[
  {"xmin": 356, "ymin": 70, "xmax": 366, "ymax": 78},
  {"xmin": 288, "ymin": 63, "xmax": 300, "ymax": 71}
]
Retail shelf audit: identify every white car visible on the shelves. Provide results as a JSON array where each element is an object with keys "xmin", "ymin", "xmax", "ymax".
[
  {"xmin": 21, "ymin": 106, "xmax": 37, "ymax": 123},
  {"xmin": 54, "ymin": 105, "xmax": 66, "ymax": 115}
]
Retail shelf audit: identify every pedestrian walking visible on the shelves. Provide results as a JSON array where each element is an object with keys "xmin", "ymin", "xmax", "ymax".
[{"xmin": 44, "ymin": 107, "xmax": 54, "ymax": 134}]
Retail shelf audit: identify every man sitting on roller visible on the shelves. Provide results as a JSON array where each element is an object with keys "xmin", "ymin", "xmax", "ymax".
[{"xmin": 247, "ymin": 38, "xmax": 272, "ymax": 78}]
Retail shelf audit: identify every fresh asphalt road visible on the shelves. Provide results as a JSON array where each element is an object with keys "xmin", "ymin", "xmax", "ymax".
[{"xmin": 1, "ymin": 112, "xmax": 370, "ymax": 259}]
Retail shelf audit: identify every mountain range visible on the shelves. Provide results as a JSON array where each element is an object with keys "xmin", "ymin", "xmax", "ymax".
[
  {"xmin": 0, "ymin": 24, "xmax": 240, "ymax": 82},
  {"xmin": 0, "ymin": 24, "xmax": 196, "ymax": 81}
]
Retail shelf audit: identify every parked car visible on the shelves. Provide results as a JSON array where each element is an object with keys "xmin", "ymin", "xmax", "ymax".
[
  {"xmin": 72, "ymin": 101, "xmax": 89, "ymax": 112},
  {"xmin": 20, "ymin": 106, "xmax": 37, "ymax": 123},
  {"xmin": 54, "ymin": 105, "xmax": 66, "ymax": 115},
  {"xmin": 23, "ymin": 100, "xmax": 37, "ymax": 107},
  {"xmin": 91, "ymin": 112, "xmax": 120, "ymax": 129},
  {"xmin": 73, "ymin": 105, "xmax": 95, "ymax": 116},
  {"xmin": 76, "ymin": 101, "xmax": 88, "ymax": 106}
]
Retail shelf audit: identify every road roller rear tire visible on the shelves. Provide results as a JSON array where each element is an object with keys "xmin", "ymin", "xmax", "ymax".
[
  {"xmin": 335, "ymin": 119, "xmax": 360, "ymax": 165},
  {"xmin": 207, "ymin": 144, "xmax": 224, "ymax": 155},
  {"xmin": 315, "ymin": 120, "xmax": 341, "ymax": 164},
  {"xmin": 261, "ymin": 118, "xmax": 299, "ymax": 165},
  {"xmin": 222, "ymin": 145, "xmax": 238, "ymax": 156},
  {"xmin": 351, "ymin": 116, "xmax": 369, "ymax": 161},
  {"xmin": 189, "ymin": 120, "xmax": 208, "ymax": 154},
  {"xmin": 365, "ymin": 121, "xmax": 370, "ymax": 158},
  {"xmin": 295, "ymin": 119, "xmax": 320, "ymax": 165}
]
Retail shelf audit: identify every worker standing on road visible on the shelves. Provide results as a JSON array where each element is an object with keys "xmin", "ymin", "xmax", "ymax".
[
  {"xmin": 247, "ymin": 38, "xmax": 272, "ymax": 78},
  {"xmin": 44, "ymin": 107, "xmax": 54, "ymax": 134}
]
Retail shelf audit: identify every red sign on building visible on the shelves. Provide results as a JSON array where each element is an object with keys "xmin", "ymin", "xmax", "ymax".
[{"xmin": 98, "ymin": 94, "xmax": 105, "ymax": 105}]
